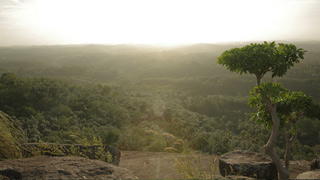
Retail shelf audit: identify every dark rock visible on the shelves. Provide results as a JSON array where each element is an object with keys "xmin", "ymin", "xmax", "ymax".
[
  {"xmin": 22, "ymin": 143, "xmax": 121, "ymax": 165},
  {"xmin": 0, "ymin": 169, "xmax": 22, "ymax": 179},
  {"xmin": 0, "ymin": 156, "xmax": 137, "ymax": 179},
  {"xmin": 310, "ymin": 157, "xmax": 320, "ymax": 170},
  {"xmin": 219, "ymin": 150, "xmax": 278, "ymax": 179},
  {"xmin": 296, "ymin": 169, "xmax": 320, "ymax": 179}
]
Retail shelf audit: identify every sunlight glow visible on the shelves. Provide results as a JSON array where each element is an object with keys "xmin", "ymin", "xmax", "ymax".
[{"xmin": 2, "ymin": 0, "xmax": 318, "ymax": 45}]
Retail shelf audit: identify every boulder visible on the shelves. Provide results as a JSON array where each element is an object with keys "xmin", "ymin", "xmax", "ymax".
[
  {"xmin": 0, "ymin": 156, "xmax": 137, "ymax": 179},
  {"xmin": 310, "ymin": 157, "xmax": 320, "ymax": 170},
  {"xmin": 22, "ymin": 143, "xmax": 121, "ymax": 166},
  {"xmin": 0, "ymin": 169, "xmax": 21, "ymax": 179},
  {"xmin": 219, "ymin": 150, "xmax": 278, "ymax": 179},
  {"xmin": 296, "ymin": 170, "xmax": 320, "ymax": 179}
]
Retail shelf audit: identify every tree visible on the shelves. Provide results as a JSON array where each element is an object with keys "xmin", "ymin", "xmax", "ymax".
[
  {"xmin": 217, "ymin": 41, "xmax": 305, "ymax": 86},
  {"xmin": 248, "ymin": 82, "xmax": 319, "ymax": 179},
  {"xmin": 0, "ymin": 73, "xmax": 17, "ymax": 86},
  {"xmin": 217, "ymin": 41, "xmax": 320, "ymax": 179}
]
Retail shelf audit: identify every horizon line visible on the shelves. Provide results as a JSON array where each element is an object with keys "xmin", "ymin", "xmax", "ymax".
[{"xmin": 1, "ymin": 39, "xmax": 320, "ymax": 48}]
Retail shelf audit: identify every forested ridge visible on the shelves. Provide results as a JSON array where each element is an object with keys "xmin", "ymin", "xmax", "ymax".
[{"xmin": 0, "ymin": 42, "xmax": 319, "ymax": 160}]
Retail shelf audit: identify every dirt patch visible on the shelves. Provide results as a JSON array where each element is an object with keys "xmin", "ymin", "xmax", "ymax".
[
  {"xmin": 119, "ymin": 151, "xmax": 180, "ymax": 179},
  {"xmin": 119, "ymin": 151, "xmax": 221, "ymax": 179},
  {"xmin": 290, "ymin": 160, "xmax": 311, "ymax": 178}
]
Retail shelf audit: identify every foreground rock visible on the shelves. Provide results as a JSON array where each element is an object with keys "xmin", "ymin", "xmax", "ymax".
[
  {"xmin": 296, "ymin": 170, "xmax": 320, "ymax": 179},
  {"xmin": 219, "ymin": 150, "xmax": 277, "ymax": 179},
  {"xmin": 310, "ymin": 157, "xmax": 320, "ymax": 170},
  {"xmin": 0, "ymin": 156, "xmax": 138, "ymax": 179},
  {"xmin": 22, "ymin": 143, "xmax": 121, "ymax": 166}
]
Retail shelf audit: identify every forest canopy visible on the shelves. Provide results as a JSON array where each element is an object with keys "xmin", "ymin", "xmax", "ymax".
[{"xmin": 0, "ymin": 42, "xmax": 319, "ymax": 161}]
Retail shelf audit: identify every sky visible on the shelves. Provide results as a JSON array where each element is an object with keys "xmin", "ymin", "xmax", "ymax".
[{"xmin": 0, "ymin": 0, "xmax": 320, "ymax": 46}]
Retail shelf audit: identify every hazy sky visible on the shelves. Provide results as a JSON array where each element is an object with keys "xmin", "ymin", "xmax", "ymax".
[{"xmin": 0, "ymin": 0, "xmax": 320, "ymax": 46}]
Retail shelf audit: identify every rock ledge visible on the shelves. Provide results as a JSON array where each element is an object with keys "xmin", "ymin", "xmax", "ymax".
[
  {"xmin": 219, "ymin": 150, "xmax": 278, "ymax": 179},
  {"xmin": 0, "ymin": 156, "xmax": 137, "ymax": 179}
]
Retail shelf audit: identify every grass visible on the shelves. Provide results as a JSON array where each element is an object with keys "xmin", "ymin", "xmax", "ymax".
[
  {"xmin": 171, "ymin": 143, "xmax": 218, "ymax": 179},
  {"xmin": 146, "ymin": 130, "xmax": 219, "ymax": 179}
]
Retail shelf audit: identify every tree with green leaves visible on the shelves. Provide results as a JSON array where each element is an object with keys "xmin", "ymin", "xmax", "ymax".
[
  {"xmin": 218, "ymin": 41, "xmax": 305, "ymax": 86},
  {"xmin": 218, "ymin": 41, "xmax": 320, "ymax": 179}
]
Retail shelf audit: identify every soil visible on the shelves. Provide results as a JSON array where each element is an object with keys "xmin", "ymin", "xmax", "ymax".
[
  {"xmin": 119, "ymin": 151, "xmax": 311, "ymax": 179},
  {"xmin": 120, "ymin": 151, "xmax": 182, "ymax": 179},
  {"xmin": 119, "ymin": 151, "xmax": 222, "ymax": 179}
]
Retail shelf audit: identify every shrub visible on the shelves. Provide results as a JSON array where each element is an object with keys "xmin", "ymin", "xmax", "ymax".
[{"xmin": 0, "ymin": 111, "xmax": 25, "ymax": 160}]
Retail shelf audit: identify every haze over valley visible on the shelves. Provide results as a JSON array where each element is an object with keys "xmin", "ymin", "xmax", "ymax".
[{"xmin": 1, "ymin": 0, "xmax": 320, "ymax": 179}]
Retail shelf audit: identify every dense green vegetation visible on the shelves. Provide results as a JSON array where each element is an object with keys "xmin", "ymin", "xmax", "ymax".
[
  {"xmin": 0, "ymin": 42, "xmax": 319, "ymax": 161},
  {"xmin": 0, "ymin": 110, "xmax": 25, "ymax": 160}
]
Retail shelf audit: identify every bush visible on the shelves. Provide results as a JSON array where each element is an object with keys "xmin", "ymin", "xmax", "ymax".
[
  {"xmin": 0, "ymin": 111, "xmax": 25, "ymax": 160},
  {"xmin": 117, "ymin": 126, "xmax": 149, "ymax": 150},
  {"xmin": 145, "ymin": 138, "xmax": 167, "ymax": 152}
]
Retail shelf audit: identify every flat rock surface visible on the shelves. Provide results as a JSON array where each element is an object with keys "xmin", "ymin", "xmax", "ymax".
[
  {"xmin": 0, "ymin": 156, "xmax": 137, "ymax": 179},
  {"xmin": 296, "ymin": 170, "xmax": 320, "ymax": 179},
  {"xmin": 219, "ymin": 150, "xmax": 278, "ymax": 179},
  {"xmin": 220, "ymin": 150, "xmax": 273, "ymax": 164}
]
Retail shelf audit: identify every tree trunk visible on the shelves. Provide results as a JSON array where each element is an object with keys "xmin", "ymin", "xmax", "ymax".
[
  {"xmin": 263, "ymin": 96, "xmax": 290, "ymax": 179},
  {"xmin": 283, "ymin": 131, "xmax": 297, "ymax": 171},
  {"xmin": 255, "ymin": 74, "xmax": 261, "ymax": 86}
]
